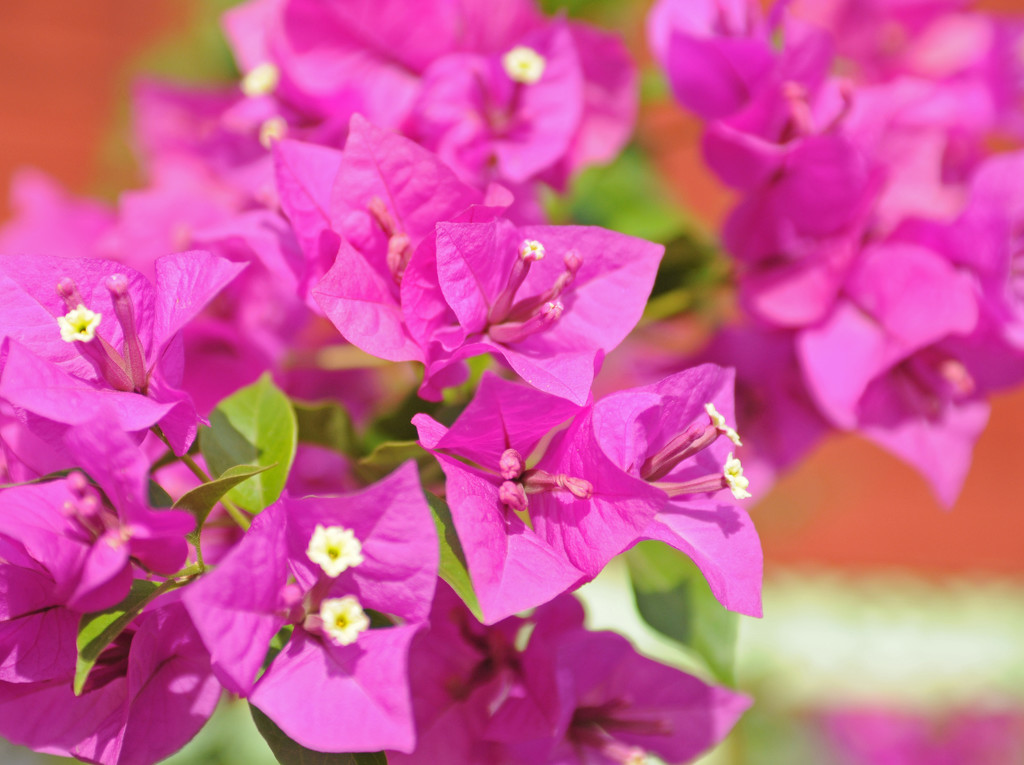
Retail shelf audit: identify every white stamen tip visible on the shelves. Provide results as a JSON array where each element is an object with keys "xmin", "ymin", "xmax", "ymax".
[
  {"xmin": 320, "ymin": 596, "xmax": 370, "ymax": 646},
  {"xmin": 519, "ymin": 239, "xmax": 546, "ymax": 261},
  {"xmin": 241, "ymin": 62, "xmax": 280, "ymax": 98},
  {"xmin": 259, "ymin": 116, "xmax": 288, "ymax": 149},
  {"xmin": 705, "ymin": 402, "xmax": 742, "ymax": 446},
  {"xmin": 502, "ymin": 46, "xmax": 546, "ymax": 84},
  {"xmin": 307, "ymin": 524, "xmax": 365, "ymax": 577},
  {"xmin": 58, "ymin": 305, "xmax": 101, "ymax": 343},
  {"xmin": 723, "ymin": 452, "xmax": 752, "ymax": 500}
]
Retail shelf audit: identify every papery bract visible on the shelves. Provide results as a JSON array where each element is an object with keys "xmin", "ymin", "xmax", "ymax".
[
  {"xmin": 589, "ymin": 364, "xmax": 763, "ymax": 616},
  {"xmin": 184, "ymin": 462, "xmax": 437, "ymax": 753},
  {"xmin": 0, "ymin": 251, "xmax": 245, "ymax": 454},
  {"xmin": 0, "ymin": 601, "xmax": 221, "ymax": 765},
  {"xmin": 415, "ymin": 373, "xmax": 665, "ymax": 623},
  {"xmin": 392, "ymin": 584, "xmax": 750, "ymax": 765},
  {"xmin": 423, "ymin": 219, "xmax": 663, "ymax": 403},
  {"xmin": 797, "ymin": 242, "xmax": 984, "ymax": 505}
]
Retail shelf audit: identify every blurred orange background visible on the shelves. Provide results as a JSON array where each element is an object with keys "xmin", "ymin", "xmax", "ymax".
[{"xmin": 1, "ymin": 0, "xmax": 1022, "ymax": 579}]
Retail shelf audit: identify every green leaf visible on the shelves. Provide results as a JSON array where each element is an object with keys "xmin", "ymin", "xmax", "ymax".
[
  {"xmin": 427, "ymin": 494, "xmax": 482, "ymax": 621},
  {"xmin": 250, "ymin": 705, "xmax": 388, "ymax": 765},
  {"xmin": 625, "ymin": 541, "xmax": 739, "ymax": 684},
  {"xmin": 173, "ymin": 463, "xmax": 275, "ymax": 530},
  {"xmin": 75, "ymin": 579, "xmax": 163, "ymax": 695},
  {"xmin": 544, "ymin": 144, "xmax": 689, "ymax": 242},
  {"xmin": 148, "ymin": 479, "xmax": 174, "ymax": 509},
  {"xmin": 293, "ymin": 399, "xmax": 359, "ymax": 457},
  {"xmin": 199, "ymin": 373, "xmax": 298, "ymax": 512},
  {"xmin": 353, "ymin": 440, "xmax": 429, "ymax": 485}
]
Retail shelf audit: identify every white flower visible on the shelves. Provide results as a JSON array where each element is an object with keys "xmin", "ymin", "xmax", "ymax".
[
  {"xmin": 723, "ymin": 452, "xmax": 751, "ymax": 500},
  {"xmin": 57, "ymin": 305, "xmax": 101, "ymax": 343},
  {"xmin": 259, "ymin": 116, "xmax": 288, "ymax": 149},
  {"xmin": 705, "ymin": 402, "xmax": 742, "ymax": 446},
  {"xmin": 319, "ymin": 596, "xmax": 370, "ymax": 646},
  {"xmin": 519, "ymin": 239, "xmax": 546, "ymax": 261},
  {"xmin": 306, "ymin": 524, "xmax": 365, "ymax": 577},
  {"xmin": 502, "ymin": 46, "xmax": 546, "ymax": 84},
  {"xmin": 240, "ymin": 62, "xmax": 280, "ymax": 97}
]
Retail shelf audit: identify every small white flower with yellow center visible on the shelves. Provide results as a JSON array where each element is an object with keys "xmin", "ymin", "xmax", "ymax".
[
  {"xmin": 723, "ymin": 452, "xmax": 751, "ymax": 500},
  {"xmin": 57, "ymin": 305, "xmax": 101, "ymax": 343},
  {"xmin": 519, "ymin": 239, "xmax": 546, "ymax": 260},
  {"xmin": 240, "ymin": 61, "xmax": 280, "ymax": 98},
  {"xmin": 307, "ymin": 524, "xmax": 365, "ymax": 578},
  {"xmin": 258, "ymin": 116, "xmax": 288, "ymax": 149},
  {"xmin": 704, "ymin": 402, "xmax": 742, "ymax": 446},
  {"xmin": 320, "ymin": 596, "xmax": 370, "ymax": 646},
  {"xmin": 502, "ymin": 45, "xmax": 546, "ymax": 84}
]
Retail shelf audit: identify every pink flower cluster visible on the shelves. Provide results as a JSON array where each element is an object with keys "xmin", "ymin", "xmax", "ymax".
[
  {"xmin": 0, "ymin": 1, "xmax": 763, "ymax": 763},
  {"xmin": 651, "ymin": 0, "xmax": 1024, "ymax": 504}
]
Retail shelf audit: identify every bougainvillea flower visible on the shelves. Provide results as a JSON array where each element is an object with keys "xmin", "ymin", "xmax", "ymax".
[
  {"xmin": 648, "ymin": 0, "xmax": 776, "ymax": 120},
  {"xmin": 310, "ymin": 116, "xmax": 488, "ymax": 363},
  {"xmin": 0, "ymin": 251, "xmax": 245, "ymax": 454},
  {"xmin": 421, "ymin": 219, "xmax": 663, "ymax": 403},
  {"xmin": 214, "ymin": 0, "xmax": 637, "ymax": 198},
  {"xmin": 0, "ymin": 601, "xmax": 221, "ymax": 765},
  {"xmin": 921, "ymin": 150, "xmax": 1024, "ymax": 357},
  {"xmin": 798, "ymin": 242, "xmax": 978, "ymax": 427},
  {"xmin": 243, "ymin": 0, "xmax": 544, "ymax": 133},
  {"xmin": 501, "ymin": 628, "xmax": 751, "ymax": 764},
  {"xmin": 407, "ymin": 21, "xmax": 584, "ymax": 187},
  {"xmin": 0, "ymin": 415, "xmax": 191, "ymax": 687},
  {"xmin": 389, "ymin": 585, "xmax": 577, "ymax": 764},
  {"xmin": 0, "ymin": 419, "xmax": 193, "ymax": 657},
  {"xmin": 63, "ymin": 414, "xmax": 195, "ymax": 574},
  {"xmin": 392, "ymin": 585, "xmax": 750, "ymax": 764},
  {"xmin": 184, "ymin": 462, "xmax": 437, "ymax": 753},
  {"xmin": 797, "ymin": 241, "xmax": 984, "ymax": 505},
  {"xmin": 415, "ymin": 373, "xmax": 664, "ymax": 623},
  {"xmin": 587, "ymin": 364, "xmax": 762, "ymax": 616}
]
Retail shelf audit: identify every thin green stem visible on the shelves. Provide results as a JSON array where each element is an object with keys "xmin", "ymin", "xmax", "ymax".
[
  {"xmin": 179, "ymin": 451, "xmax": 212, "ymax": 482},
  {"xmin": 166, "ymin": 562, "xmax": 205, "ymax": 582},
  {"xmin": 221, "ymin": 501, "xmax": 251, "ymax": 530},
  {"xmin": 151, "ymin": 426, "xmax": 210, "ymax": 481},
  {"xmin": 189, "ymin": 532, "xmax": 206, "ymax": 570},
  {"xmin": 150, "ymin": 426, "xmax": 251, "ymax": 532}
]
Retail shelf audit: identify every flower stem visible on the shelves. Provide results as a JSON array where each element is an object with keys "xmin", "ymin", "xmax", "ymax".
[{"xmin": 150, "ymin": 426, "xmax": 252, "ymax": 531}]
